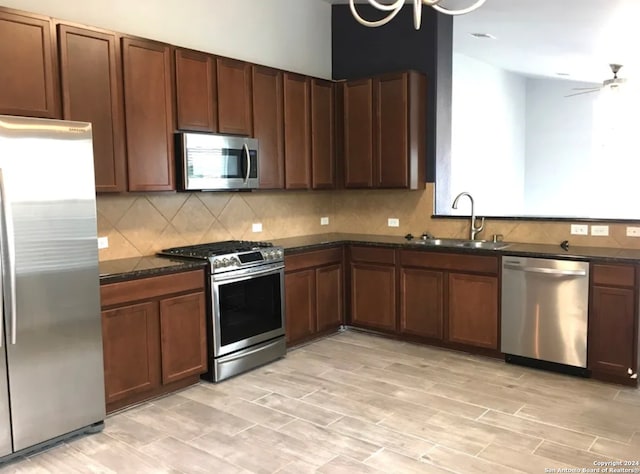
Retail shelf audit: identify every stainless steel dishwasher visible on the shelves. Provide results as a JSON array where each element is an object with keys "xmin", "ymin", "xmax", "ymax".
[{"xmin": 501, "ymin": 256, "xmax": 589, "ymax": 369}]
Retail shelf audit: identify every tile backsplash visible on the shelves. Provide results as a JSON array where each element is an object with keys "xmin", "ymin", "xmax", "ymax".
[{"xmin": 97, "ymin": 183, "xmax": 640, "ymax": 260}]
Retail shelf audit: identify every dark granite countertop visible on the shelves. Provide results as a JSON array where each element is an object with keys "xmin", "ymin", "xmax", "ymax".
[
  {"xmin": 272, "ymin": 233, "xmax": 640, "ymax": 264},
  {"xmin": 99, "ymin": 256, "xmax": 207, "ymax": 285}
]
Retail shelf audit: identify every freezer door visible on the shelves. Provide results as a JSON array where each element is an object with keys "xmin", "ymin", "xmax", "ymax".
[
  {"xmin": 0, "ymin": 344, "xmax": 12, "ymax": 457},
  {"xmin": 0, "ymin": 116, "xmax": 105, "ymax": 452}
]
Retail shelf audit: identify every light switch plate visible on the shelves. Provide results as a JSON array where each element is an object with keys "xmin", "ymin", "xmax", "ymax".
[
  {"xmin": 388, "ymin": 218, "xmax": 400, "ymax": 228},
  {"xmin": 570, "ymin": 224, "xmax": 588, "ymax": 235},
  {"xmin": 627, "ymin": 226, "xmax": 640, "ymax": 237},
  {"xmin": 320, "ymin": 217, "xmax": 329, "ymax": 226},
  {"xmin": 591, "ymin": 225, "xmax": 609, "ymax": 236},
  {"xmin": 252, "ymin": 223, "xmax": 262, "ymax": 233},
  {"xmin": 97, "ymin": 236, "xmax": 109, "ymax": 249}
]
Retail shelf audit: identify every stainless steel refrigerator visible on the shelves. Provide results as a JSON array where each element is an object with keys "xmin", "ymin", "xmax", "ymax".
[{"xmin": 0, "ymin": 115, "xmax": 105, "ymax": 461}]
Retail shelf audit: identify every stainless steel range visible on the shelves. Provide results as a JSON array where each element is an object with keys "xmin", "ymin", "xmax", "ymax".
[{"xmin": 159, "ymin": 241, "xmax": 285, "ymax": 382}]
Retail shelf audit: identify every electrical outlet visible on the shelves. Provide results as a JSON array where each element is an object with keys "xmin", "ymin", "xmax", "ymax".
[
  {"xmin": 387, "ymin": 218, "xmax": 400, "ymax": 228},
  {"xmin": 97, "ymin": 236, "xmax": 109, "ymax": 249},
  {"xmin": 251, "ymin": 223, "xmax": 262, "ymax": 233},
  {"xmin": 320, "ymin": 217, "xmax": 329, "ymax": 226},
  {"xmin": 627, "ymin": 227, "xmax": 640, "ymax": 237},
  {"xmin": 570, "ymin": 224, "xmax": 588, "ymax": 236},
  {"xmin": 591, "ymin": 225, "xmax": 609, "ymax": 236}
]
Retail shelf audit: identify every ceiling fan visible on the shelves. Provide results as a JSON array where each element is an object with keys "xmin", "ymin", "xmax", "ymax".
[{"xmin": 565, "ymin": 64, "xmax": 627, "ymax": 97}]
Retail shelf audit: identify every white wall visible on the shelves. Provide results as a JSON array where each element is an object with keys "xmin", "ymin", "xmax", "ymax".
[
  {"xmin": 449, "ymin": 53, "xmax": 526, "ymax": 216},
  {"xmin": 523, "ymin": 78, "xmax": 595, "ymax": 216},
  {"xmin": 0, "ymin": 0, "xmax": 332, "ymax": 78}
]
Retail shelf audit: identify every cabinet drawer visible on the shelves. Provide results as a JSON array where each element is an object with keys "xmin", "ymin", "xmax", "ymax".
[
  {"xmin": 285, "ymin": 247, "xmax": 342, "ymax": 272},
  {"xmin": 101, "ymin": 270, "xmax": 205, "ymax": 307},
  {"xmin": 350, "ymin": 246, "xmax": 396, "ymax": 265},
  {"xmin": 400, "ymin": 250, "xmax": 498, "ymax": 275},
  {"xmin": 592, "ymin": 264, "xmax": 635, "ymax": 288}
]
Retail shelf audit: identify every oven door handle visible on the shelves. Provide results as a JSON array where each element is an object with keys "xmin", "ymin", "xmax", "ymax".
[{"xmin": 213, "ymin": 265, "xmax": 284, "ymax": 283}]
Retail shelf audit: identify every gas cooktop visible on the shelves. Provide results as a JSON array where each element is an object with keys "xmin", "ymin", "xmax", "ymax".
[
  {"xmin": 159, "ymin": 240, "xmax": 273, "ymax": 259},
  {"xmin": 158, "ymin": 240, "xmax": 283, "ymax": 273}
]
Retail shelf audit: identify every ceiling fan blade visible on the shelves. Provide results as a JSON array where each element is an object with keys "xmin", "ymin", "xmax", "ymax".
[{"xmin": 564, "ymin": 89, "xmax": 599, "ymax": 97}]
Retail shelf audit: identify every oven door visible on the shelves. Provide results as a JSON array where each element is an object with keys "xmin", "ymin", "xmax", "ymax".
[{"xmin": 211, "ymin": 263, "xmax": 285, "ymax": 357}]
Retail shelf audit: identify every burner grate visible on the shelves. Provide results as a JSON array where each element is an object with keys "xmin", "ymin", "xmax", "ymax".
[{"xmin": 160, "ymin": 240, "xmax": 273, "ymax": 258}]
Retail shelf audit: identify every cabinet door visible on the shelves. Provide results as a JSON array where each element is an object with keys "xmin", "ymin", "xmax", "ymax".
[
  {"xmin": 0, "ymin": 10, "xmax": 59, "ymax": 118},
  {"xmin": 311, "ymin": 79, "xmax": 335, "ymax": 189},
  {"xmin": 377, "ymin": 72, "xmax": 408, "ymax": 188},
  {"xmin": 159, "ymin": 292, "xmax": 207, "ymax": 384},
  {"xmin": 175, "ymin": 48, "xmax": 217, "ymax": 132},
  {"xmin": 285, "ymin": 269, "xmax": 316, "ymax": 345},
  {"xmin": 400, "ymin": 267, "xmax": 443, "ymax": 339},
  {"xmin": 589, "ymin": 286, "xmax": 636, "ymax": 378},
  {"xmin": 343, "ymin": 78, "xmax": 373, "ymax": 188},
  {"xmin": 448, "ymin": 273, "xmax": 498, "ymax": 349},
  {"xmin": 316, "ymin": 263, "xmax": 343, "ymax": 332},
  {"xmin": 58, "ymin": 24, "xmax": 126, "ymax": 192},
  {"xmin": 122, "ymin": 37, "xmax": 175, "ymax": 191},
  {"xmin": 284, "ymin": 73, "xmax": 311, "ymax": 189},
  {"xmin": 252, "ymin": 65, "xmax": 284, "ymax": 189},
  {"xmin": 217, "ymin": 57, "xmax": 252, "ymax": 135},
  {"xmin": 350, "ymin": 263, "xmax": 396, "ymax": 332},
  {"xmin": 102, "ymin": 301, "xmax": 161, "ymax": 404}
]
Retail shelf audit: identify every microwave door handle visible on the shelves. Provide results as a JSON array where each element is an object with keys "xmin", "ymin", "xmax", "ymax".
[
  {"xmin": 0, "ymin": 169, "xmax": 16, "ymax": 345},
  {"xmin": 243, "ymin": 143, "xmax": 250, "ymax": 186}
]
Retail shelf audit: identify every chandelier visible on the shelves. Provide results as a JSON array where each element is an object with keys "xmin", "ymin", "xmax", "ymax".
[{"xmin": 349, "ymin": 0, "xmax": 487, "ymax": 29}]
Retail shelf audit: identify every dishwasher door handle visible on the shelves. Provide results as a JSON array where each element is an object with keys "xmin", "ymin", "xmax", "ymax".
[{"xmin": 504, "ymin": 264, "xmax": 587, "ymax": 277}]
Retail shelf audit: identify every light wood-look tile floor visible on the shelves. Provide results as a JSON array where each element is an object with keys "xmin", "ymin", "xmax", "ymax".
[{"xmin": 2, "ymin": 330, "xmax": 640, "ymax": 473}]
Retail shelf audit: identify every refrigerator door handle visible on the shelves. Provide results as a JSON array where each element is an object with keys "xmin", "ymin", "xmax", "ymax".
[{"xmin": 0, "ymin": 168, "xmax": 17, "ymax": 345}]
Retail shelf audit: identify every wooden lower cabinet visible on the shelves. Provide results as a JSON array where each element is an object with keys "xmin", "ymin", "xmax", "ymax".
[
  {"xmin": 349, "ymin": 246, "xmax": 397, "ymax": 332},
  {"xmin": 448, "ymin": 273, "xmax": 498, "ymax": 349},
  {"xmin": 316, "ymin": 264, "xmax": 343, "ymax": 332},
  {"xmin": 285, "ymin": 248, "xmax": 343, "ymax": 346},
  {"xmin": 160, "ymin": 292, "xmax": 207, "ymax": 384},
  {"xmin": 100, "ymin": 270, "xmax": 206, "ymax": 413},
  {"xmin": 398, "ymin": 250, "xmax": 499, "ymax": 351},
  {"xmin": 399, "ymin": 267, "xmax": 443, "ymax": 339},
  {"xmin": 102, "ymin": 301, "xmax": 160, "ymax": 405},
  {"xmin": 588, "ymin": 263, "xmax": 638, "ymax": 384},
  {"xmin": 285, "ymin": 269, "xmax": 316, "ymax": 344}
]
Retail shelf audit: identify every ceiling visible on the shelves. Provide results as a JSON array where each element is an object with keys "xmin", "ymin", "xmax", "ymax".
[{"xmin": 325, "ymin": 0, "xmax": 640, "ymax": 83}]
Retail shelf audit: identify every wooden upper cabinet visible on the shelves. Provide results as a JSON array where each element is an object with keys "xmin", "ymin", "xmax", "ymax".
[
  {"xmin": 377, "ymin": 72, "xmax": 408, "ymax": 188},
  {"xmin": 343, "ymin": 78, "xmax": 374, "ymax": 188},
  {"xmin": 252, "ymin": 65, "xmax": 284, "ymax": 189},
  {"xmin": 175, "ymin": 48, "xmax": 217, "ymax": 132},
  {"xmin": 58, "ymin": 24, "xmax": 126, "ymax": 192},
  {"xmin": 380, "ymin": 70, "xmax": 426, "ymax": 190},
  {"xmin": 217, "ymin": 57, "xmax": 252, "ymax": 135},
  {"xmin": 0, "ymin": 9, "xmax": 59, "ymax": 118},
  {"xmin": 283, "ymin": 73, "xmax": 311, "ymax": 189},
  {"xmin": 311, "ymin": 79, "xmax": 335, "ymax": 189},
  {"xmin": 122, "ymin": 37, "xmax": 175, "ymax": 191}
]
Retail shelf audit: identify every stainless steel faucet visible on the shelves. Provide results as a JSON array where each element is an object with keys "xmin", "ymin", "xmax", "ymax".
[{"xmin": 452, "ymin": 192, "xmax": 485, "ymax": 240}]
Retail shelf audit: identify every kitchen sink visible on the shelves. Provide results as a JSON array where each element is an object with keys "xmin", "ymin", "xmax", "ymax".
[{"xmin": 407, "ymin": 238, "xmax": 510, "ymax": 250}]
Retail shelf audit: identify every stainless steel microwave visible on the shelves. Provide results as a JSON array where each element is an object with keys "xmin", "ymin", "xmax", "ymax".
[{"xmin": 176, "ymin": 132, "xmax": 259, "ymax": 191}]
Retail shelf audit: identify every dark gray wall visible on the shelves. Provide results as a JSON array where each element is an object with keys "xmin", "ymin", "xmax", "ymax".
[{"xmin": 332, "ymin": 4, "xmax": 452, "ymax": 183}]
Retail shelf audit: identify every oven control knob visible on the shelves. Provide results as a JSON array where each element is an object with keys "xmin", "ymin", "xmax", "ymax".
[
  {"xmin": 213, "ymin": 259, "xmax": 221, "ymax": 268},
  {"xmin": 276, "ymin": 250, "xmax": 283, "ymax": 258},
  {"xmin": 222, "ymin": 258, "xmax": 230, "ymax": 267},
  {"xmin": 264, "ymin": 251, "xmax": 271, "ymax": 260},
  {"xmin": 231, "ymin": 257, "xmax": 240, "ymax": 266}
]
